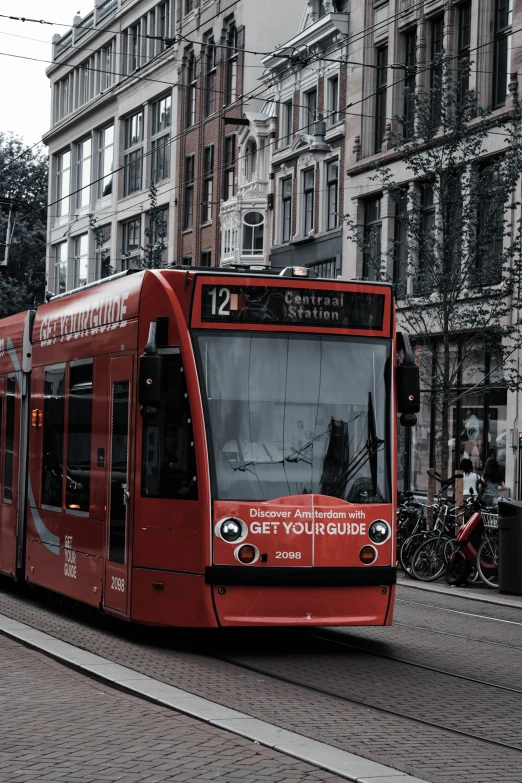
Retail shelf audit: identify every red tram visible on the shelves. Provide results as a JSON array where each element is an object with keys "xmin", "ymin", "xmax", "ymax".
[{"xmin": 0, "ymin": 268, "xmax": 419, "ymax": 626}]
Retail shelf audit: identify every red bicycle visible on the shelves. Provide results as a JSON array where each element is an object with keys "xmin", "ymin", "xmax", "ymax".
[{"xmin": 445, "ymin": 493, "xmax": 499, "ymax": 588}]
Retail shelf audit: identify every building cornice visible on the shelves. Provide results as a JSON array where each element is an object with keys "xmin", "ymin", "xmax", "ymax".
[{"xmin": 261, "ymin": 13, "xmax": 348, "ymax": 71}]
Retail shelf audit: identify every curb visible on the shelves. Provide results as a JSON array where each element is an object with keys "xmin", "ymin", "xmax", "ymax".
[
  {"xmin": 397, "ymin": 579, "xmax": 522, "ymax": 610},
  {"xmin": 0, "ymin": 611, "xmax": 429, "ymax": 783}
]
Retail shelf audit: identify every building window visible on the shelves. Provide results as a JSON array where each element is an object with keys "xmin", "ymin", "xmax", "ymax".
[
  {"xmin": 95, "ymin": 225, "xmax": 112, "ymax": 280},
  {"xmin": 183, "ymin": 155, "xmax": 195, "ymax": 230},
  {"xmin": 242, "ymin": 211, "xmax": 264, "ymax": 256},
  {"xmin": 157, "ymin": 1, "xmax": 170, "ymax": 52},
  {"xmin": 201, "ymin": 249, "xmax": 212, "ymax": 266},
  {"xmin": 223, "ymin": 135, "xmax": 235, "ymax": 200},
  {"xmin": 281, "ymin": 100, "xmax": 293, "ymax": 146},
  {"xmin": 363, "ymin": 197, "xmax": 382, "ymax": 281},
  {"xmin": 79, "ymin": 60, "xmax": 92, "ymax": 106},
  {"xmin": 393, "ymin": 190, "xmax": 408, "ymax": 296},
  {"xmin": 73, "ymin": 234, "xmax": 88, "ymax": 288},
  {"xmin": 222, "ymin": 214, "xmax": 237, "ymax": 261},
  {"xmin": 146, "ymin": 207, "xmax": 168, "ymax": 266},
  {"xmin": 121, "ymin": 217, "xmax": 141, "ymax": 269},
  {"xmin": 403, "ymin": 30, "xmax": 416, "ymax": 138},
  {"xmin": 56, "ymin": 75, "xmax": 72, "ymax": 120},
  {"xmin": 205, "ymin": 38, "xmax": 217, "ymax": 116},
  {"xmin": 493, "ymin": 0, "xmax": 512, "ymax": 108},
  {"xmin": 477, "ymin": 163, "xmax": 504, "ymax": 284},
  {"xmin": 327, "ymin": 75, "xmax": 339, "ymax": 126},
  {"xmin": 186, "ymin": 51, "xmax": 197, "ymax": 128},
  {"xmin": 458, "ymin": 2, "xmax": 471, "ymax": 102},
  {"xmin": 102, "ymin": 39, "xmax": 115, "ymax": 89},
  {"xmin": 226, "ymin": 25, "xmax": 238, "ymax": 105},
  {"xmin": 185, "ymin": 0, "xmax": 195, "ymax": 15},
  {"xmin": 375, "ymin": 46, "xmax": 388, "ymax": 153},
  {"xmin": 97, "ymin": 125, "xmax": 114, "ymax": 200},
  {"xmin": 244, "ymin": 139, "xmax": 257, "ymax": 182},
  {"xmin": 326, "ymin": 159, "xmax": 339, "ymax": 230},
  {"xmin": 56, "ymin": 150, "xmax": 71, "ymax": 219},
  {"xmin": 430, "ymin": 17, "xmax": 444, "ymax": 127},
  {"xmin": 304, "ymin": 87, "xmax": 317, "ymax": 132},
  {"xmin": 123, "ymin": 110, "xmax": 144, "ymax": 196},
  {"xmin": 310, "ymin": 258, "xmax": 339, "ymax": 279},
  {"xmin": 128, "ymin": 22, "xmax": 141, "ymax": 73},
  {"xmin": 202, "ymin": 145, "xmax": 214, "ymax": 223},
  {"xmin": 151, "ymin": 94, "xmax": 171, "ymax": 183},
  {"xmin": 281, "ymin": 176, "xmax": 292, "ymax": 243},
  {"xmin": 76, "ymin": 138, "xmax": 92, "ymax": 211},
  {"xmin": 303, "ymin": 168, "xmax": 315, "ymax": 235},
  {"xmin": 182, "ymin": 254, "xmax": 193, "ymax": 265},
  {"xmin": 54, "ymin": 242, "xmax": 67, "ymax": 294},
  {"xmin": 415, "ymin": 184, "xmax": 435, "ymax": 293}
]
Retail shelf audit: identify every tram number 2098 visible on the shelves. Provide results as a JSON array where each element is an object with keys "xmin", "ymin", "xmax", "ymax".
[
  {"xmin": 276, "ymin": 552, "xmax": 302, "ymax": 560},
  {"xmin": 111, "ymin": 576, "xmax": 125, "ymax": 592}
]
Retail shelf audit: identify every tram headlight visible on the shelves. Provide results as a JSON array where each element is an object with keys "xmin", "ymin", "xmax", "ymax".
[
  {"xmin": 368, "ymin": 520, "xmax": 390, "ymax": 544},
  {"xmin": 220, "ymin": 518, "xmax": 243, "ymax": 542}
]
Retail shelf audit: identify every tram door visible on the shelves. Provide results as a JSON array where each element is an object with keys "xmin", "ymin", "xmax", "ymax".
[{"xmin": 104, "ymin": 355, "xmax": 134, "ymax": 615}]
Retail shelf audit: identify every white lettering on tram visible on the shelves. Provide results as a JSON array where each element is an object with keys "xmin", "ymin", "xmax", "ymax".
[
  {"xmin": 64, "ymin": 535, "xmax": 77, "ymax": 579},
  {"xmin": 284, "ymin": 291, "xmax": 343, "ymax": 322},
  {"xmin": 40, "ymin": 292, "xmax": 130, "ymax": 346},
  {"xmin": 249, "ymin": 516, "xmax": 368, "ymax": 535}
]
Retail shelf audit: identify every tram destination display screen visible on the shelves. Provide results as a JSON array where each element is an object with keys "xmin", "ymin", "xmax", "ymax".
[{"xmin": 200, "ymin": 284, "xmax": 385, "ymax": 330}]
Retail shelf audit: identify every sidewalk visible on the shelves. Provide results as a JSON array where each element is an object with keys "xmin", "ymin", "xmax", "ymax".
[
  {"xmin": 397, "ymin": 573, "xmax": 522, "ymax": 608},
  {"xmin": 0, "ymin": 632, "xmax": 343, "ymax": 783},
  {"xmin": 0, "ymin": 616, "xmax": 428, "ymax": 783}
]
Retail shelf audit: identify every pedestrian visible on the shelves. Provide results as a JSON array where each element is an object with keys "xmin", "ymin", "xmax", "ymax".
[
  {"xmin": 459, "ymin": 458, "xmax": 480, "ymax": 496},
  {"xmin": 478, "ymin": 456, "xmax": 505, "ymax": 505}
]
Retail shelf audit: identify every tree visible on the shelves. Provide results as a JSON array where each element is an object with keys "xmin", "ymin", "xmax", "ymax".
[
  {"xmin": 346, "ymin": 60, "xmax": 522, "ymax": 479},
  {"xmin": 0, "ymin": 134, "xmax": 47, "ymax": 315}
]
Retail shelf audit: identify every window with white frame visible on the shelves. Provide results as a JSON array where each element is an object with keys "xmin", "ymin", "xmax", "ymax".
[
  {"xmin": 56, "ymin": 150, "xmax": 71, "ymax": 219},
  {"xmin": 56, "ymin": 75, "xmax": 72, "ymax": 121},
  {"xmin": 244, "ymin": 139, "xmax": 257, "ymax": 182},
  {"xmin": 327, "ymin": 75, "xmax": 339, "ymax": 126},
  {"xmin": 79, "ymin": 59, "xmax": 93, "ymax": 106},
  {"xmin": 281, "ymin": 176, "xmax": 292, "ymax": 243},
  {"xmin": 226, "ymin": 25, "xmax": 238, "ymax": 105},
  {"xmin": 302, "ymin": 168, "xmax": 315, "ymax": 234},
  {"xmin": 304, "ymin": 87, "xmax": 317, "ymax": 133},
  {"xmin": 95, "ymin": 225, "xmax": 112, "ymax": 280},
  {"xmin": 157, "ymin": 1, "xmax": 170, "ymax": 53},
  {"xmin": 76, "ymin": 138, "xmax": 92, "ymax": 211},
  {"xmin": 186, "ymin": 51, "xmax": 197, "ymax": 128},
  {"xmin": 73, "ymin": 234, "xmax": 89, "ymax": 287},
  {"xmin": 121, "ymin": 217, "xmax": 141, "ymax": 268},
  {"xmin": 242, "ymin": 211, "xmax": 264, "ymax": 256},
  {"xmin": 102, "ymin": 39, "xmax": 115, "ymax": 90},
  {"xmin": 222, "ymin": 213, "xmax": 237, "ymax": 261},
  {"xmin": 281, "ymin": 100, "xmax": 293, "ymax": 146},
  {"xmin": 202, "ymin": 145, "xmax": 214, "ymax": 223},
  {"xmin": 123, "ymin": 111, "xmax": 144, "ymax": 196},
  {"xmin": 326, "ymin": 159, "xmax": 339, "ymax": 230},
  {"xmin": 53, "ymin": 242, "xmax": 67, "ymax": 294},
  {"xmin": 97, "ymin": 125, "xmax": 114, "ymax": 200},
  {"xmin": 493, "ymin": 0, "xmax": 512, "ymax": 108},
  {"xmin": 151, "ymin": 95, "xmax": 171, "ymax": 183}
]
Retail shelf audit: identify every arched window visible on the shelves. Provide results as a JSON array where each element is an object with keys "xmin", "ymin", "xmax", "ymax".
[
  {"xmin": 222, "ymin": 213, "xmax": 237, "ymax": 260},
  {"xmin": 244, "ymin": 139, "xmax": 257, "ymax": 182},
  {"xmin": 242, "ymin": 211, "xmax": 264, "ymax": 256}
]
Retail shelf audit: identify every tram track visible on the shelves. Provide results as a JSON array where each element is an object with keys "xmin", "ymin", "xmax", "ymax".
[
  {"xmin": 215, "ymin": 634, "xmax": 522, "ymax": 756},
  {"xmin": 215, "ymin": 643, "xmax": 522, "ymax": 756}
]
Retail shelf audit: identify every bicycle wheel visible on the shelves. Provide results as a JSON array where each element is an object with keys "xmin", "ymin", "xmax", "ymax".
[
  {"xmin": 476, "ymin": 535, "xmax": 499, "ymax": 589},
  {"xmin": 445, "ymin": 550, "xmax": 472, "ymax": 586},
  {"xmin": 411, "ymin": 536, "xmax": 449, "ymax": 581},
  {"xmin": 443, "ymin": 538, "xmax": 458, "ymax": 564},
  {"xmin": 399, "ymin": 532, "xmax": 427, "ymax": 577}
]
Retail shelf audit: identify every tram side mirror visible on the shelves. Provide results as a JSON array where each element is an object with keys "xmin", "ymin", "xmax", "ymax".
[
  {"xmin": 396, "ymin": 331, "xmax": 420, "ymax": 428},
  {"xmin": 139, "ymin": 322, "xmax": 164, "ymax": 410}
]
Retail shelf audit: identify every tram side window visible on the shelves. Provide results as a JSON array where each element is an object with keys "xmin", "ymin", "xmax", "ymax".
[
  {"xmin": 66, "ymin": 361, "xmax": 93, "ymax": 514},
  {"xmin": 141, "ymin": 353, "xmax": 197, "ymax": 499},
  {"xmin": 42, "ymin": 365, "xmax": 66, "ymax": 510},
  {"xmin": 4, "ymin": 375, "xmax": 15, "ymax": 503}
]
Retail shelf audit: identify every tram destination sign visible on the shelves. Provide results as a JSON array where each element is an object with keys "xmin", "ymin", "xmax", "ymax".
[{"xmin": 201, "ymin": 285, "xmax": 385, "ymax": 330}]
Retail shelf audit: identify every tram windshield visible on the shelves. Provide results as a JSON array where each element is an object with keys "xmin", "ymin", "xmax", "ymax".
[{"xmin": 193, "ymin": 331, "xmax": 391, "ymax": 503}]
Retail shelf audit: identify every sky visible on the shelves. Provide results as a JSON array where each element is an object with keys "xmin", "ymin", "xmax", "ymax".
[{"xmin": 0, "ymin": 1, "xmax": 88, "ymax": 146}]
